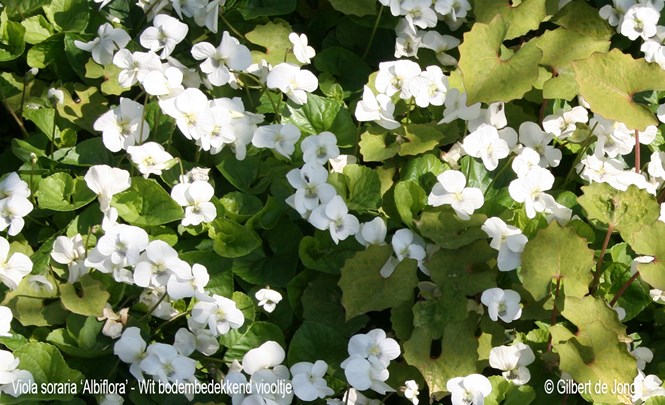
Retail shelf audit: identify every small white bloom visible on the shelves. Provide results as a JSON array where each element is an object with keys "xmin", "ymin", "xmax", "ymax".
[
  {"xmin": 140, "ymin": 14, "xmax": 189, "ymax": 59},
  {"xmin": 375, "ymin": 60, "xmax": 421, "ymax": 99},
  {"xmin": 242, "ymin": 341, "xmax": 285, "ymax": 375},
  {"xmin": 620, "ymin": 4, "xmax": 659, "ymax": 40},
  {"xmin": 542, "ymin": 106, "xmax": 588, "ymax": 140},
  {"xmin": 356, "ymin": 217, "xmax": 388, "ymax": 247},
  {"xmin": 329, "ymin": 155, "xmax": 357, "ymax": 173},
  {"xmin": 632, "ymin": 346, "xmax": 654, "ymax": 371},
  {"xmin": 94, "ymin": 98, "xmax": 150, "ymax": 152},
  {"xmin": 428, "ymin": 170, "xmax": 484, "ymax": 220},
  {"xmin": 0, "ymin": 350, "xmax": 34, "ymax": 397},
  {"xmin": 170, "ymin": 181, "xmax": 217, "ymax": 226},
  {"xmin": 355, "ymin": 85, "xmax": 400, "ymax": 130},
  {"xmin": 0, "ymin": 196, "xmax": 33, "ymax": 236},
  {"xmin": 438, "ymin": 88, "xmax": 481, "ymax": 124},
  {"xmin": 481, "ymin": 217, "xmax": 528, "ymax": 271},
  {"xmin": 446, "ymin": 374, "xmax": 492, "ymax": 405},
  {"xmin": 508, "ymin": 166, "xmax": 556, "ymax": 218},
  {"xmin": 289, "ymin": 33, "xmax": 316, "ymax": 65},
  {"xmin": 462, "ymin": 124, "xmax": 510, "ymax": 171},
  {"xmin": 47, "ymin": 88, "xmax": 64, "ymax": 105},
  {"xmin": 252, "ymin": 124, "xmax": 301, "ymax": 159},
  {"xmin": 286, "ymin": 162, "xmax": 337, "ymax": 216},
  {"xmin": 113, "ymin": 50, "xmax": 162, "ymax": 88},
  {"xmin": 346, "ymin": 328, "xmax": 400, "ymax": 369},
  {"xmin": 308, "ymin": 195, "xmax": 360, "ymax": 244},
  {"xmin": 480, "ymin": 287, "xmax": 522, "ymax": 323},
  {"xmin": 0, "ymin": 306, "xmax": 12, "ymax": 336},
  {"xmin": 632, "ymin": 371, "xmax": 665, "ymax": 403},
  {"xmin": 51, "ymin": 234, "xmax": 88, "ymax": 284},
  {"xmin": 404, "ymin": 380, "xmax": 419, "ymax": 405},
  {"xmin": 266, "ymin": 63, "xmax": 318, "ymax": 105},
  {"xmin": 0, "ymin": 237, "xmax": 33, "ymax": 290},
  {"xmin": 421, "ymin": 31, "xmax": 460, "ymax": 66},
  {"xmin": 191, "ymin": 31, "xmax": 252, "ymax": 86},
  {"xmin": 74, "ymin": 23, "xmax": 130, "ymax": 65},
  {"xmin": 518, "ymin": 122, "xmax": 562, "ymax": 168},
  {"xmin": 97, "ymin": 304, "xmax": 128, "ymax": 339},
  {"xmin": 489, "ymin": 343, "xmax": 535, "ymax": 385},
  {"xmin": 127, "ymin": 142, "xmax": 174, "ymax": 177},
  {"xmin": 114, "ymin": 327, "xmax": 147, "ymax": 380},
  {"xmin": 291, "ymin": 360, "xmax": 334, "ymax": 401},
  {"xmin": 301, "ymin": 132, "xmax": 340, "ymax": 165},
  {"xmin": 190, "ymin": 294, "xmax": 244, "ymax": 336},
  {"xmin": 255, "ymin": 287, "xmax": 283, "ymax": 313}
]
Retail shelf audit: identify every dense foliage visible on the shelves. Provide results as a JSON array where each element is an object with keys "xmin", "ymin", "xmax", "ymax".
[{"xmin": 3, "ymin": 0, "xmax": 665, "ymax": 404}]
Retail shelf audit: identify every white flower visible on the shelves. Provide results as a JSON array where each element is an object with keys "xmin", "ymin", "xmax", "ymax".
[
  {"xmin": 114, "ymin": 327, "xmax": 147, "ymax": 380},
  {"xmin": 341, "ymin": 354, "xmax": 394, "ymax": 394},
  {"xmin": 47, "ymin": 88, "xmax": 64, "ymax": 105},
  {"xmin": 512, "ymin": 147, "xmax": 541, "ymax": 178},
  {"xmin": 518, "ymin": 122, "xmax": 562, "ymax": 168},
  {"xmin": 85, "ymin": 224, "xmax": 149, "ymax": 278},
  {"xmin": 308, "ymin": 195, "xmax": 360, "ymax": 244},
  {"xmin": 508, "ymin": 166, "xmax": 556, "ymax": 218},
  {"xmin": 167, "ymin": 263, "xmax": 209, "ymax": 300},
  {"xmin": 0, "ymin": 196, "xmax": 33, "ymax": 236},
  {"xmin": 542, "ymin": 106, "xmax": 588, "ymax": 140},
  {"xmin": 489, "ymin": 343, "xmax": 535, "ymax": 385},
  {"xmin": 127, "ymin": 142, "xmax": 174, "ymax": 177},
  {"xmin": 143, "ymin": 66, "xmax": 184, "ymax": 98},
  {"xmin": 133, "ymin": 240, "xmax": 189, "ymax": 288},
  {"xmin": 421, "ymin": 31, "xmax": 460, "ymax": 66},
  {"xmin": 252, "ymin": 124, "xmax": 301, "ymax": 159},
  {"xmin": 301, "ymin": 132, "xmax": 340, "ymax": 165},
  {"xmin": 51, "ymin": 234, "xmax": 88, "ymax": 283},
  {"xmin": 140, "ymin": 14, "xmax": 189, "ymax": 59},
  {"xmin": 289, "ymin": 33, "xmax": 316, "ymax": 65},
  {"xmin": 346, "ymin": 329, "xmax": 400, "ymax": 369},
  {"xmin": 382, "ymin": 229, "xmax": 427, "ymax": 277},
  {"xmin": 0, "ymin": 350, "xmax": 34, "ymax": 397},
  {"xmin": 355, "ymin": 217, "xmax": 388, "ymax": 247},
  {"xmin": 161, "ymin": 88, "xmax": 214, "ymax": 140},
  {"xmin": 255, "ymin": 287, "xmax": 282, "ymax": 313},
  {"xmin": 74, "ymin": 23, "xmax": 130, "ymax": 65},
  {"xmin": 379, "ymin": 0, "xmax": 402, "ymax": 16},
  {"xmin": 620, "ymin": 4, "xmax": 659, "ymax": 40},
  {"xmin": 428, "ymin": 170, "xmax": 484, "ymax": 220},
  {"xmin": 438, "ymin": 88, "xmax": 481, "ymax": 124},
  {"xmin": 446, "ymin": 374, "xmax": 492, "ymax": 405},
  {"xmin": 266, "ymin": 63, "xmax": 318, "ymax": 105},
  {"xmin": 577, "ymin": 152, "xmax": 624, "ymax": 184},
  {"xmin": 0, "ymin": 237, "xmax": 32, "ymax": 290},
  {"xmin": 329, "ymin": 155, "xmax": 357, "ymax": 173},
  {"xmin": 404, "ymin": 380, "xmax": 419, "ymax": 405},
  {"xmin": 242, "ymin": 341, "xmax": 285, "ymax": 375},
  {"xmin": 291, "ymin": 360, "xmax": 334, "ymax": 401},
  {"xmin": 94, "ymin": 98, "xmax": 149, "ymax": 152},
  {"xmin": 170, "ymin": 181, "xmax": 217, "ymax": 226},
  {"xmin": 140, "ymin": 286, "xmax": 177, "ymax": 320},
  {"xmin": 632, "ymin": 371, "xmax": 665, "ymax": 403},
  {"xmin": 0, "ymin": 172, "xmax": 30, "ymax": 200},
  {"xmin": 286, "ymin": 162, "xmax": 337, "ymax": 215},
  {"xmin": 190, "ymin": 294, "xmax": 244, "ymax": 336},
  {"xmin": 632, "ymin": 346, "xmax": 654, "ymax": 371},
  {"xmin": 355, "ymin": 85, "xmax": 400, "ymax": 130},
  {"xmin": 462, "ymin": 124, "xmax": 510, "ymax": 171},
  {"xmin": 401, "ymin": 0, "xmax": 438, "ymax": 30},
  {"xmin": 481, "ymin": 217, "xmax": 528, "ymax": 271},
  {"xmin": 0, "ymin": 306, "xmax": 12, "ymax": 337},
  {"xmin": 338, "ymin": 388, "xmax": 382, "ymax": 405},
  {"xmin": 191, "ymin": 31, "xmax": 252, "ymax": 86},
  {"xmin": 113, "ymin": 50, "xmax": 162, "ymax": 88},
  {"xmin": 481, "ymin": 288, "xmax": 522, "ymax": 323},
  {"xmin": 599, "ymin": 0, "xmax": 635, "ymax": 26},
  {"xmin": 394, "ymin": 19, "xmax": 422, "ymax": 59},
  {"xmin": 140, "ymin": 343, "xmax": 196, "ymax": 384},
  {"xmin": 375, "ymin": 60, "xmax": 421, "ymax": 99},
  {"xmin": 97, "ymin": 304, "xmax": 128, "ymax": 339},
  {"xmin": 409, "ymin": 65, "xmax": 448, "ymax": 108}
]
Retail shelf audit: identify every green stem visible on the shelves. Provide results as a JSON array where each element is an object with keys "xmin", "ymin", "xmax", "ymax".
[
  {"xmin": 49, "ymin": 110, "xmax": 57, "ymax": 160},
  {"xmin": 220, "ymin": 12, "xmax": 245, "ymax": 40},
  {"xmin": 484, "ymin": 156, "xmax": 514, "ymax": 196},
  {"xmin": 150, "ymin": 310, "xmax": 190, "ymax": 339},
  {"xmin": 546, "ymin": 276, "xmax": 562, "ymax": 352},
  {"xmin": 362, "ymin": 5, "xmax": 384, "ymax": 60},
  {"xmin": 138, "ymin": 292, "xmax": 167, "ymax": 323},
  {"xmin": 634, "ymin": 129, "xmax": 640, "ymax": 173},
  {"xmin": 610, "ymin": 271, "xmax": 640, "ymax": 307},
  {"xmin": 590, "ymin": 222, "xmax": 614, "ymax": 295},
  {"xmin": 1, "ymin": 92, "xmax": 29, "ymax": 138}
]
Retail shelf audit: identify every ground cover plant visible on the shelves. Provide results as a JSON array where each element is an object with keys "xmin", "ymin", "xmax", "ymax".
[{"xmin": 4, "ymin": 0, "xmax": 665, "ymax": 404}]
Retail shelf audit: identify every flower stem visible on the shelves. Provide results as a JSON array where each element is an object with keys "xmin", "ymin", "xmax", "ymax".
[
  {"xmin": 634, "ymin": 129, "xmax": 640, "ymax": 173},
  {"xmin": 362, "ymin": 5, "xmax": 384, "ymax": 60},
  {"xmin": 220, "ymin": 12, "xmax": 245, "ymax": 41},
  {"xmin": 610, "ymin": 271, "xmax": 640, "ymax": 307},
  {"xmin": 138, "ymin": 292, "xmax": 167, "ymax": 323},
  {"xmin": 590, "ymin": 222, "xmax": 614, "ymax": 295},
  {"xmin": 546, "ymin": 276, "xmax": 562, "ymax": 352}
]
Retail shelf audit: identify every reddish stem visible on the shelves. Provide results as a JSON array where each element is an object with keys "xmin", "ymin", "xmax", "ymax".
[
  {"xmin": 610, "ymin": 271, "xmax": 640, "ymax": 307},
  {"xmin": 590, "ymin": 223, "xmax": 614, "ymax": 294},
  {"xmin": 547, "ymin": 277, "xmax": 562, "ymax": 352},
  {"xmin": 635, "ymin": 129, "xmax": 640, "ymax": 172}
]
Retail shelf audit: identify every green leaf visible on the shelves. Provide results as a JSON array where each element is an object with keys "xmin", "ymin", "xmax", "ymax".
[
  {"xmin": 337, "ymin": 164, "xmax": 382, "ymax": 212},
  {"xmin": 313, "ymin": 46, "xmax": 372, "ymax": 91},
  {"xmin": 299, "ymin": 232, "xmax": 361, "ymax": 274},
  {"xmin": 2, "ymin": 0, "xmax": 50, "ymax": 18},
  {"xmin": 208, "ymin": 218, "xmax": 261, "ymax": 258},
  {"xmin": 53, "ymin": 138, "xmax": 113, "ymax": 166},
  {"xmin": 245, "ymin": 19, "xmax": 299, "ymax": 65},
  {"xmin": 474, "ymin": 0, "xmax": 557, "ymax": 40},
  {"xmin": 534, "ymin": 28, "xmax": 610, "ymax": 100},
  {"xmin": 59, "ymin": 275, "xmax": 110, "ymax": 316},
  {"xmin": 573, "ymin": 49, "xmax": 665, "ymax": 130},
  {"xmin": 520, "ymin": 221, "xmax": 595, "ymax": 301},
  {"xmin": 302, "ymin": 274, "xmax": 368, "ymax": 334},
  {"xmin": 551, "ymin": 296, "xmax": 636, "ymax": 405},
  {"xmin": 328, "ymin": 0, "xmax": 376, "ymax": 16},
  {"xmin": 219, "ymin": 191, "xmax": 263, "ymax": 222},
  {"xmin": 552, "ymin": 0, "xmax": 614, "ymax": 40},
  {"xmin": 56, "ymin": 84, "xmax": 108, "ymax": 133},
  {"xmin": 394, "ymin": 181, "xmax": 426, "ymax": 226},
  {"xmin": 37, "ymin": 172, "xmax": 96, "ymax": 211},
  {"xmin": 43, "ymin": 0, "xmax": 89, "ymax": 32},
  {"xmin": 237, "ymin": 0, "xmax": 296, "ymax": 19},
  {"xmin": 21, "ymin": 15, "xmax": 53, "ymax": 44},
  {"xmin": 221, "ymin": 321, "xmax": 285, "ymax": 362},
  {"xmin": 287, "ymin": 321, "xmax": 348, "ymax": 370},
  {"xmin": 11, "ymin": 342, "xmax": 83, "ymax": 402},
  {"xmin": 577, "ymin": 183, "xmax": 660, "ymax": 234},
  {"xmin": 111, "ymin": 177, "xmax": 183, "ymax": 227},
  {"xmin": 1, "ymin": 294, "xmax": 67, "ymax": 327},
  {"xmin": 458, "ymin": 16, "xmax": 542, "ymax": 104},
  {"xmin": 339, "ymin": 245, "xmax": 418, "ymax": 319},
  {"xmin": 416, "ymin": 210, "xmax": 488, "ymax": 249},
  {"xmin": 284, "ymin": 94, "xmax": 356, "ymax": 148},
  {"xmin": 396, "ymin": 124, "xmax": 452, "ymax": 156},
  {"xmin": 0, "ymin": 12, "xmax": 26, "ymax": 62},
  {"xmin": 403, "ymin": 318, "xmax": 479, "ymax": 400},
  {"xmin": 359, "ymin": 130, "xmax": 399, "ymax": 162},
  {"xmin": 623, "ymin": 221, "xmax": 665, "ymax": 290},
  {"xmin": 26, "ymin": 33, "xmax": 63, "ymax": 68}
]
